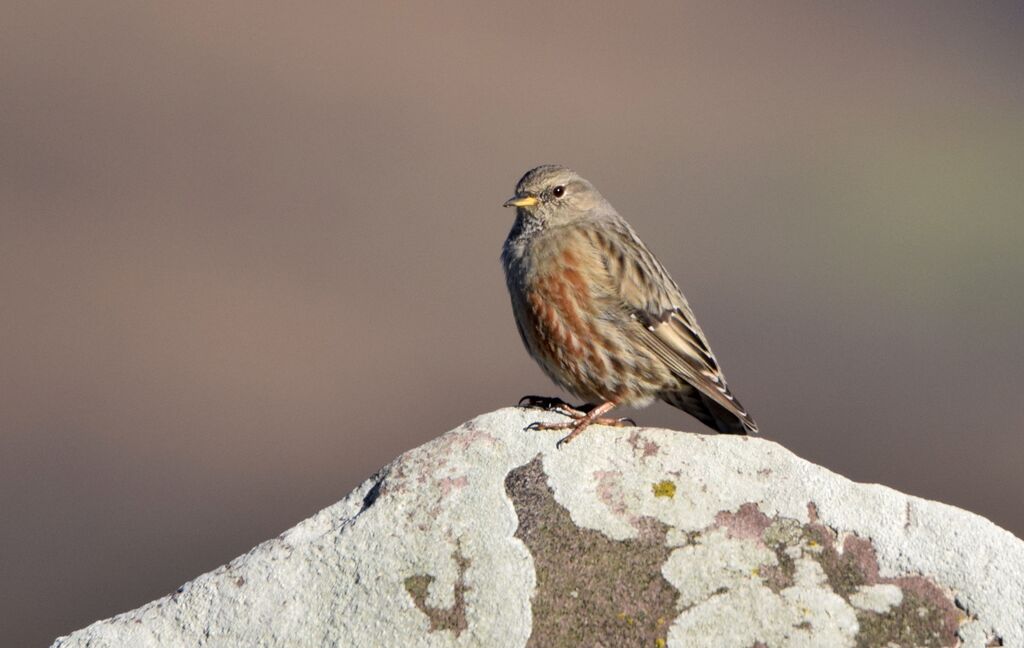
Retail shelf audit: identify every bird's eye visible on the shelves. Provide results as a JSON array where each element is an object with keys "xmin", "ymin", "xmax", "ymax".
[{"xmin": 552, "ymin": 185, "xmax": 565, "ymax": 198}]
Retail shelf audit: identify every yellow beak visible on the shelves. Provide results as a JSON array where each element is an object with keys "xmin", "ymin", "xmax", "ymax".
[{"xmin": 503, "ymin": 195, "xmax": 539, "ymax": 208}]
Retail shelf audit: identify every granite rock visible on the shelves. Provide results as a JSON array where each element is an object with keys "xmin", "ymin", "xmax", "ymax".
[{"xmin": 53, "ymin": 408, "xmax": 1023, "ymax": 647}]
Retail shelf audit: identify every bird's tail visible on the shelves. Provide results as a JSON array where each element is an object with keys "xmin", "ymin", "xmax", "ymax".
[{"xmin": 662, "ymin": 386, "xmax": 758, "ymax": 435}]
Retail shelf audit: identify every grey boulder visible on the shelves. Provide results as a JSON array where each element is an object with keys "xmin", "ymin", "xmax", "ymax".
[{"xmin": 53, "ymin": 408, "xmax": 1023, "ymax": 647}]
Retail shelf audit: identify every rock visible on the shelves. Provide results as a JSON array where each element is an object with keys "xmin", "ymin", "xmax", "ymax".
[{"xmin": 52, "ymin": 408, "xmax": 1023, "ymax": 647}]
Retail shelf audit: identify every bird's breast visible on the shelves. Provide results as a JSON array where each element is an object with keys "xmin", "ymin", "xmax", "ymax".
[{"xmin": 516, "ymin": 238, "xmax": 630, "ymax": 396}]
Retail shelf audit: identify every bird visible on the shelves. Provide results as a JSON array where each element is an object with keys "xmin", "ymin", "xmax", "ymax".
[{"xmin": 501, "ymin": 164, "xmax": 758, "ymax": 446}]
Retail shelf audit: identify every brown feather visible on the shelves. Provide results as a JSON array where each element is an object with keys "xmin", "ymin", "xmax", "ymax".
[{"xmin": 502, "ymin": 164, "xmax": 758, "ymax": 439}]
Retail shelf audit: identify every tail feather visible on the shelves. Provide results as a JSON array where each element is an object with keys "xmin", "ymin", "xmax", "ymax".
[{"xmin": 662, "ymin": 385, "xmax": 757, "ymax": 435}]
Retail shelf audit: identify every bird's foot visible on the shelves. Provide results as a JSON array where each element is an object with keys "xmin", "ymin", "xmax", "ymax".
[
  {"xmin": 517, "ymin": 395, "xmax": 589, "ymax": 418},
  {"xmin": 522, "ymin": 400, "xmax": 630, "ymax": 448}
]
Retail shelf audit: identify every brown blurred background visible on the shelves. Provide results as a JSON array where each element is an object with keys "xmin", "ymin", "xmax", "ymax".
[{"xmin": 2, "ymin": 2, "xmax": 1023, "ymax": 644}]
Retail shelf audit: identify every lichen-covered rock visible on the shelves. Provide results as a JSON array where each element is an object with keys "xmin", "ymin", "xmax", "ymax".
[{"xmin": 52, "ymin": 409, "xmax": 1023, "ymax": 647}]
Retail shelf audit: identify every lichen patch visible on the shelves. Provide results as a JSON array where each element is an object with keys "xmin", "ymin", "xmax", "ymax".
[
  {"xmin": 725, "ymin": 502, "xmax": 961, "ymax": 647},
  {"xmin": 505, "ymin": 456, "xmax": 678, "ymax": 647},
  {"xmin": 653, "ymin": 500, "xmax": 967, "ymax": 647},
  {"xmin": 403, "ymin": 549, "xmax": 470, "ymax": 637},
  {"xmin": 715, "ymin": 502, "xmax": 773, "ymax": 542},
  {"xmin": 652, "ymin": 480, "xmax": 677, "ymax": 499},
  {"xmin": 627, "ymin": 430, "xmax": 662, "ymax": 458}
]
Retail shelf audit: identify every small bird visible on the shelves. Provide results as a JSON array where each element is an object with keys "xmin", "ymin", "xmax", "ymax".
[{"xmin": 501, "ymin": 164, "xmax": 757, "ymax": 446}]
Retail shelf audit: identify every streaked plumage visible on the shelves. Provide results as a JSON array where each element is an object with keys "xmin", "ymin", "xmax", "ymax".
[{"xmin": 501, "ymin": 164, "xmax": 757, "ymax": 445}]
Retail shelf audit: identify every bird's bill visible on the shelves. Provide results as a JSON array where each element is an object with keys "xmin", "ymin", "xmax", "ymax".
[{"xmin": 503, "ymin": 195, "xmax": 538, "ymax": 208}]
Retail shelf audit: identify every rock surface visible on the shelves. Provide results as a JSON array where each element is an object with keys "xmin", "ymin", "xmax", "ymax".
[{"xmin": 53, "ymin": 408, "xmax": 1023, "ymax": 647}]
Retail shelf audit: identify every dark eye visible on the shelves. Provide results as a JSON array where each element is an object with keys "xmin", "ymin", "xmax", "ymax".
[{"xmin": 552, "ymin": 185, "xmax": 565, "ymax": 198}]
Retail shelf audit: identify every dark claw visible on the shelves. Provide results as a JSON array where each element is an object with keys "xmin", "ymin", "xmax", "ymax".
[
  {"xmin": 518, "ymin": 395, "xmax": 571, "ymax": 410},
  {"xmin": 525, "ymin": 421, "xmax": 545, "ymax": 432},
  {"xmin": 618, "ymin": 417, "xmax": 637, "ymax": 427},
  {"xmin": 555, "ymin": 435, "xmax": 572, "ymax": 449}
]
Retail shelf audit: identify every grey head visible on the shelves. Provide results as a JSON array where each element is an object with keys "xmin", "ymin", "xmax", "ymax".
[{"xmin": 502, "ymin": 164, "xmax": 609, "ymax": 227}]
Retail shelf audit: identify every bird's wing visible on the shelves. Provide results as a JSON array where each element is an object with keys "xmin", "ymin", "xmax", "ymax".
[{"xmin": 592, "ymin": 221, "xmax": 758, "ymax": 433}]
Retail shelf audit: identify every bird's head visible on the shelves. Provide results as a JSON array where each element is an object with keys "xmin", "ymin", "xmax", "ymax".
[{"xmin": 503, "ymin": 165, "xmax": 605, "ymax": 226}]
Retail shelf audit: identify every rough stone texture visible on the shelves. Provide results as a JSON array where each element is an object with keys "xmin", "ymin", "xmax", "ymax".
[{"xmin": 53, "ymin": 408, "xmax": 1024, "ymax": 647}]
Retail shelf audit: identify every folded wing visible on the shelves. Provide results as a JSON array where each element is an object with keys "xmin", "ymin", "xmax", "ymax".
[{"xmin": 594, "ymin": 221, "xmax": 758, "ymax": 434}]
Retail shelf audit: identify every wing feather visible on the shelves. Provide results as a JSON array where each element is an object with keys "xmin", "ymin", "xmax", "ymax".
[{"xmin": 593, "ymin": 221, "xmax": 758, "ymax": 433}]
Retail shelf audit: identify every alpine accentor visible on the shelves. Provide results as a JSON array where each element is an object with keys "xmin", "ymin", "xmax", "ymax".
[{"xmin": 501, "ymin": 164, "xmax": 757, "ymax": 446}]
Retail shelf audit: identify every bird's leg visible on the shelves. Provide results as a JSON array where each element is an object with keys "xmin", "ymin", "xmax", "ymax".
[
  {"xmin": 517, "ymin": 395, "xmax": 589, "ymax": 418},
  {"xmin": 525, "ymin": 400, "xmax": 634, "ymax": 448}
]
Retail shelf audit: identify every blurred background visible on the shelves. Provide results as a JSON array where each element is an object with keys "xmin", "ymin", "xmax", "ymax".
[{"xmin": 2, "ymin": 2, "xmax": 1022, "ymax": 644}]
